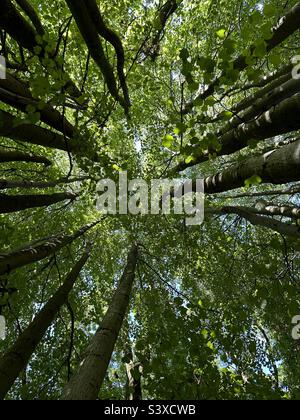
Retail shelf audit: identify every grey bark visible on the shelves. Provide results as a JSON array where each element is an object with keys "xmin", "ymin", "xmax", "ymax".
[
  {"xmin": 61, "ymin": 245, "xmax": 138, "ymax": 400},
  {"xmin": 0, "ymin": 177, "xmax": 90, "ymax": 190},
  {"xmin": 0, "ymin": 220, "xmax": 100, "ymax": 276},
  {"xmin": 202, "ymin": 138, "xmax": 300, "ymax": 194},
  {"xmin": 206, "ymin": 206, "xmax": 300, "ymax": 238}
]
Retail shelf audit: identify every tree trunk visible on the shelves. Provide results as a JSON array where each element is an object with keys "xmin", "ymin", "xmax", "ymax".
[
  {"xmin": 0, "ymin": 192, "xmax": 76, "ymax": 214},
  {"xmin": 0, "ymin": 149, "xmax": 51, "ymax": 166},
  {"xmin": 183, "ymin": 1, "xmax": 300, "ymax": 113},
  {"xmin": 0, "ymin": 221, "xmax": 100, "ymax": 276},
  {"xmin": 0, "ymin": 110, "xmax": 76, "ymax": 152},
  {"xmin": 125, "ymin": 348, "xmax": 142, "ymax": 400},
  {"xmin": 232, "ymin": 203, "xmax": 300, "ymax": 220},
  {"xmin": 65, "ymin": 0, "xmax": 126, "ymax": 111},
  {"xmin": 220, "ymin": 186, "xmax": 300, "ymax": 200},
  {"xmin": 0, "ymin": 249, "xmax": 91, "ymax": 400},
  {"xmin": 232, "ymin": 64, "xmax": 293, "ymax": 114},
  {"xmin": 0, "ymin": 0, "xmax": 82, "ymax": 100},
  {"xmin": 14, "ymin": 0, "xmax": 45, "ymax": 36},
  {"xmin": 202, "ymin": 138, "xmax": 300, "ymax": 194},
  {"xmin": 221, "ymin": 77, "xmax": 300, "ymax": 135},
  {"xmin": 0, "ymin": 0, "xmax": 37, "ymax": 52},
  {"xmin": 176, "ymin": 92, "xmax": 300, "ymax": 172},
  {"xmin": 0, "ymin": 177, "xmax": 90, "ymax": 190},
  {"xmin": 61, "ymin": 244, "xmax": 138, "ymax": 400},
  {"xmin": 0, "ymin": 71, "xmax": 74, "ymax": 137},
  {"xmin": 0, "ymin": 110, "xmax": 103, "ymax": 163}
]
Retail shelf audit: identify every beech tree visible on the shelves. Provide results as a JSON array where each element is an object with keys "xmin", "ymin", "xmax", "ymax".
[
  {"xmin": 0, "ymin": 0, "xmax": 300, "ymax": 401},
  {"xmin": 0, "ymin": 246, "xmax": 91, "ymax": 400}
]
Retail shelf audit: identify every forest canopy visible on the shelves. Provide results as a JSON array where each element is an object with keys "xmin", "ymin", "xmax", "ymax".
[{"xmin": 0, "ymin": 0, "xmax": 300, "ymax": 401}]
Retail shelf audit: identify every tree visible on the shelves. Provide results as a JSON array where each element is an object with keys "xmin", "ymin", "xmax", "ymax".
[
  {"xmin": 0, "ymin": 247, "xmax": 91, "ymax": 399},
  {"xmin": 0, "ymin": 0, "xmax": 300, "ymax": 401},
  {"xmin": 62, "ymin": 245, "xmax": 138, "ymax": 400}
]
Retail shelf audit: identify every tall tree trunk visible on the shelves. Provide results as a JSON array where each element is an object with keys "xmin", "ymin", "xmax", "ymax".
[
  {"xmin": 203, "ymin": 139, "xmax": 300, "ymax": 195},
  {"xmin": 61, "ymin": 244, "xmax": 138, "ymax": 400},
  {"xmin": 0, "ymin": 177, "xmax": 90, "ymax": 190},
  {"xmin": 125, "ymin": 347, "xmax": 142, "ymax": 400},
  {"xmin": 0, "ymin": 149, "xmax": 51, "ymax": 166},
  {"xmin": 206, "ymin": 206, "xmax": 300, "ymax": 238},
  {"xmin": 65, "ymin": 0, "xmax": 127, "ymax": 112},
  {"xmin": 14, "ymin": 0, "xmax": 45, "ymax": 36},
  {"xmin": 0, "ymin": 110, "xmax": 103, "ymax": 163},
  {"xmin": 0, "ymin": 72, "xmax": 74, "ymax": 137},
  {"xmin": 84, "ymin": 0, "xmax": 130, "ymax": 111},
  {"xmin": 0, "ymin": 0, "xmax": 37, "ymax": 52},
  {"xmin": 220, "ymin": 77, "xmax": 300, "ymax": 135},
  {"xmin": 0, "ymin": 221, "xmax": 100, "ymax": 276},
  {"xmin": 0, "ymin": 0, "xmax": 82, "ymax": 100},
  {"xmin": 176, "ymin": 92, "xmax": 300, "ymax": 172},
  {"xmin": 231, "ymin": 64, "xmax": 293, "ymax": 114},
  {"xmin": 183, "ymin": 1, "xmax": 300, "ymax": 113},
  {"xmin": 0, "ymin": 192, "xmax": 76, "ymax": 214},
  {"xmin": 0, "ymin": 110, "xmax": 77, "ymax": 152},
  {"xmin": 0, "ymin": 249, "xmax": 91, "ymax": 400},
  {"xmin": 226, "ymin": 203, "xmax": 300, "ymax": 220}
]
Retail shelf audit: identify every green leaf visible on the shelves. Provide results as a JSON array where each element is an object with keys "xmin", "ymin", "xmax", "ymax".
[
  {"xmin": 163, "ymin": 134, "xmax": 174, "ymax": 148},
  {"xmin": 216, "ymin": 29, "xmax": 226, "ymax": 39},
  {"xmin": 244, "ymin": 175, "xmax": 262, "ymax": 188}
]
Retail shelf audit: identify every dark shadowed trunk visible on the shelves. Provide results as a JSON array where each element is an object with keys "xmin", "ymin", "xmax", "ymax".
[
  {"xmin": 0, "ymin": 249, "xmax": 91, "ymax": 400},
  {"xmin": 0, "ymin": 221, "xmax": 100, "ymax": 276}
]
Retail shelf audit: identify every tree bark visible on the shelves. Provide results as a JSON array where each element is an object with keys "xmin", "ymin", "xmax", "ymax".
[
  {"xmin": 0, "ymin": 192, "xmax": 76, "ymax": 214},
  {"xmin": 0, "ymin": 109, "xmax": 76, "ymax": 152},
  {"xmin": 206, "ymin": 206, "xmax": 300, "ymax": 238},
  {"xmin": 61, "ymin": 244, "xmax": 138, "ymax": 400},
  {"xmin": 84, "ymin": 0, "xmax": 130, "ymax": 112},
  {"xmin": 202, "ymin": 138, "xmax": 300, "ymax": 194},
  {"xmin": 0, "ymin": 177, "xmax": 90, "ymax": 190},
  {"xmin": 0, "ymin": 72, "xmax": 74, "ymax": 137},
  {"xmin": 0, "ymin": 220, "xmax": 99, "ymax": 276},
  {"xmin": 217, "ymin": 186, "xmax": 300, "ymax": 200},
  {"xmin": 183, "ymin": 1, "xmax": 300, "ymax": 113},
  {"xmin": 237, "ymin": 203, "xmax": 300, "ymax": 219},
  {"xmin": 176, "ymin": 92, "xmax": 300, "ymax": 172},
  {"xmin": 0, "ymin": 0, "xmax": 37, "ymax": 52},
  {"xmin": 0, "ymin": 149, "xmax": 51, "ymax": 166},
  {"xmin": 14, "ymin": 0, "xmax": 45, "ymax": 36},
  {"xmin": 231, "ymin": 64, "xmax": 293, "ymax": 114},
  {"xmin": 0, "ymin": 0, "xmax": 82, "ymax": 100},
  {"xmin": 65, "ymin": 0, "xmax": 127, "ymax": 112},
  {"xmin": 0, "ymin": 249, "xmax": 91, "ymax": 400},
  {"xmin": 0, "ymin": 110, "xmax": 105, "ymax": 163},
  {"xmin": 220, "ymin": 77, "xmax": 300, "ymax": 135},
  {"xmin": 125, "ymin": 348, "xmax": 142, "ymax": 400}
]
